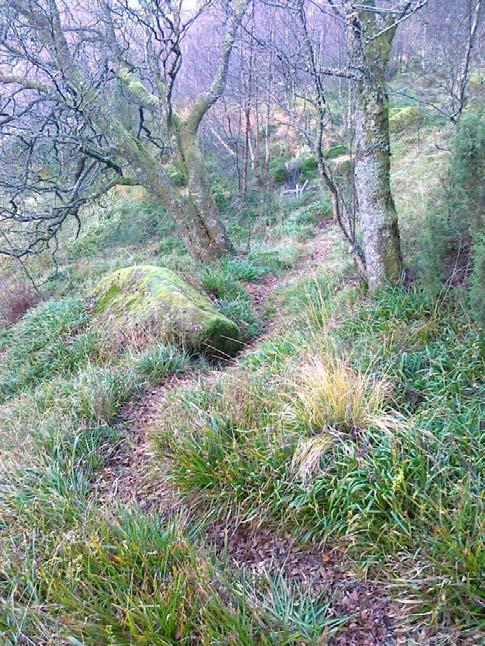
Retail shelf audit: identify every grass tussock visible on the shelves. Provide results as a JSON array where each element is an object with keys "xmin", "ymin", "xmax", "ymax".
[
  {"xmin": 198, "ymin": 265, "xmax": 262, "ymax": 340},
  {"xmin": 152, "ymin": 283, "xmax": 483, "ymax": 635},
  {"xmin": 285, "ymin": 356, "xmax": 392, "ymax": 432}
]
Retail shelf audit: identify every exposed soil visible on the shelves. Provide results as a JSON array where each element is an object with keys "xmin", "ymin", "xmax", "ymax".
[
  {"xmin": 207, "ymin": 523, "xmax": 400, "ymax": 646},
  {"xmin": 243, "ymin": 221, "xmax": 336, "ymax": 335},
  {"xmin": 93, "ymin": 374, "xmax": 189, "ymax": 513}
]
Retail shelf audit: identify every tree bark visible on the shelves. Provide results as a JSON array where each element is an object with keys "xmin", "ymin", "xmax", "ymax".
[
  {"xmin": 348, "ymin": 12, "xmax": 403, "ymax": 290},
  {"xmin": 173, "ymin": 120, "xmax": 233, "ymax": 260}
]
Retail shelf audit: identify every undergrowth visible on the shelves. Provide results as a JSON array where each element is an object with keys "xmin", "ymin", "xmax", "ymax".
[
  {"xmin": 199, "ymin": 263, "xmax": 262, "ymax": 340},
  {"xmin": 0, "ymin": 118, "xmax": 483, "ymax": 644},
  {"xmin": 154, "ymin": 284, "xmax": 484, "ymax": 635}
]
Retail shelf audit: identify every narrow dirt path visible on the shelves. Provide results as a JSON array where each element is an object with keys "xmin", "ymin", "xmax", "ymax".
[
  {"xmin": 91, "ymin": 225, "xmax": 404, "ymax": 644},
  {"xmin": 244, "ymin": 221, "xmax": 335, "ymax": 329},
  {"xmin": 93, "ymin": 224, "xmax": 336, "ymax": 511},
  {"xmin": 206, "ymin": 523, "xmax": 402, "ymax": 645},
  {"xmin": 93, "ymin": 374, "xmax": 191, "ymax": 514}
]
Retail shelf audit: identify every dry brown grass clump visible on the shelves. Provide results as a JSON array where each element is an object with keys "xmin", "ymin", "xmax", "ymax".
[
  {"xmin": 286, "ymin": 355, "xmax": 405, "ymax": 484},
  {"xmin": 287, "ymin": 355, "xmax": 391, "ymax": 432},
  {"xmin": 0, "ymin": 277, "xmax": 37, "ymax": 328}
]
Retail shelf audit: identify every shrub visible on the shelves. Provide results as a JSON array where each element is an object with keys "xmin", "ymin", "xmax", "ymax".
[
  {"xmin": 299, "ymin": 155, "xmax": 318, "ymax": 178},
  {"xmin": 269, "ymin": 156, "xmax": 289, "ymax": 184},
  {"xmin": 80, "ymin": 197, "xmax": 172, "ymax": 251},
  {"xmin": 419, "ymin": 109, "xmax": 484, "ymax": 309},
  {"xmin": 211, "ymin": 181, "xmax": 230, "ymax": 210},
  {"xmin": 166, "ymin": 163, "xmax": 187, "ymax": 187},
  {"xmin": 331, "ymin": 157, "xmax": 353, "ymax": 179},
  {"xmin": 0, "ymin": 280, "xmax": 37, "ymax": 328},
  {"xmin": 68, "ymin": 222, "xmax": 104, "ymax": 258},
  {"xmin": 324, "ymin": 144, "xmax": 348, "ymax": 159}
]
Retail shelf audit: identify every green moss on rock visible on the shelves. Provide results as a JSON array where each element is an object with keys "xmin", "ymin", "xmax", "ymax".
[
  {"xmin": 324, "ymin": 144, "xmax": 348, "ymax": 160},
  {"xmin": 92, "ymin": 265, "xmax": 242, "ymax": 356},
  {"xmin": 389, "ymin": 106, "xmax": 424, "ymax": 133}
]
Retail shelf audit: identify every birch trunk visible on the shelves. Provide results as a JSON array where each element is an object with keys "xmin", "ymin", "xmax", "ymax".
[
  {"xmin": 174, "ymin": 121, "xmax": 233, "ymax": 260},
  {"xmin": 348, "ymin": 11, "xmax": 403, "ymax": 289}
]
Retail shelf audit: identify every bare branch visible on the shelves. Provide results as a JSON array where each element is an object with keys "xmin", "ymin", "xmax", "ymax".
[{"xmin": 188, "ymin": 0, "xmax": 251, "ymax": 132}]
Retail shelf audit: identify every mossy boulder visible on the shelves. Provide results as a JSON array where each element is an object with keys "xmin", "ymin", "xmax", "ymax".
[
  {"xmin": 92, "ymin": 265, "xmax": 242, "ymax": 356},
  {"xmin": 389, "ymin": 106, "xmax": 424, "ymax": 133},
  {"xmin": 324, "ymin": 144, "xmax": 348, "ymax": 160}
]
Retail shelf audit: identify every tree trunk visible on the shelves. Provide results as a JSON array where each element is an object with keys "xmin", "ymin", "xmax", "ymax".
[
  {"xmin": 168, "ymin": 191, "xmax": 230, "ymax": 263},
  {"xmin": 173, "ymin": 121, "xmax": 233, "ymax": 260},
  {"xmin": 115, "ymin": 122, "xmax": 231, "ymax": 262},
  {"xmin": 348, "ymin": 14, "xmax": 403, "ymax": 290},
  {"xmin": 354, "ymin": 77, "xmax": 402, "ymax": 289}
]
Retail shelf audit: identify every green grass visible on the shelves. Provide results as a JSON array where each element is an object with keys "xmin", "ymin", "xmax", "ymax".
[
  {"xmin": 132, "ymin": 342, "xmax": 191, "ymax": 383},
  {"xmin": 1, "ymin": 106, "xmax": 483, "ymax": 644},
  {"xmin": 0, "ymin": 298, "xmax": 97, "ymax": 401},
  {"xmin": 198, "ymin": 264, "xmax": 262, "ymax": 340},
  {"xmin": 199, "ymin": 266, "xmax": 247, "ymax": 299},
  {"xmin": 220, "ymin": 256, "xmax": 270, "ymax": 282},
  {"xmin": 14, "ymin": 509, "xmax": 346, "ymax": 645},
  {"xmin": 153, "ymin": 286, "xmax": 484, "ymax": 632}
]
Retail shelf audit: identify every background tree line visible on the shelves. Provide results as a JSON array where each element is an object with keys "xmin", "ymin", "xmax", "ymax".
[{"xmin": 0, "ymin": 0, "xmax": 483, "ymax": 291}]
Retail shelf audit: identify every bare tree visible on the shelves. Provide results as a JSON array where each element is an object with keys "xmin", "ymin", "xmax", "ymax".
[
  {"xmin": 326, "ymin": 0, "xmax": 429, "ymax": 288},
  {"xmin": 0, "ymin": 0, "xmax": 249, "ymax": 262},
  {"xmin": 448, "ymin": 0, "xmax": 483, "ymax": 122},
  {"xmin": 391, "ymin": 0, "xmax": 483, "ymax": 126},
  {"xmin": 260, "ymin": 0, "xmax": 428, "ymax": 289},
  {"xmin": 214, "ymin": 1, "xmax": 361, "ymax": 273}
]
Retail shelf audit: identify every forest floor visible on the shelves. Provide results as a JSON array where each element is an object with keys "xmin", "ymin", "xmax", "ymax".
[
  {"xmin": 0, "ymin": 120, "xmax": 482, "ymax": 645},
  {"xmin": 91, "ymin": 225, "xmax": 403, "ymax": 646},
  {"xmin": 93, "ymin": 221, "xmax": 338, "ymax": 514}
]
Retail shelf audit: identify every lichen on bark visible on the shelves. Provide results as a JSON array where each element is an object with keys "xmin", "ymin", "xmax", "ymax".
[{"xmin": 347, "ymin": 5, "xmax": 403, "ymax": 289}]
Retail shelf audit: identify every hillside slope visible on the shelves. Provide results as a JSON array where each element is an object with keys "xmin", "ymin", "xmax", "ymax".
[{"xmin": 0, "ymin": 120, "xmax": 483, "ymax": 645}]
